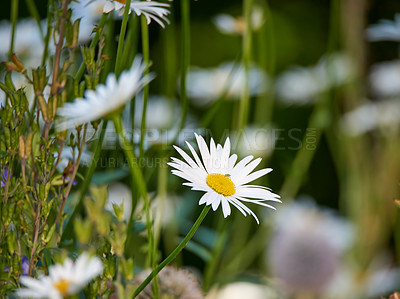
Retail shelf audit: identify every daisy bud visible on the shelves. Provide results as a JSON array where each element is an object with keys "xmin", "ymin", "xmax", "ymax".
[
  {"xmin": 37, "ymin": 95, "xmax": 48, "ymax": 121},
  {"xmin": 32, "ymin": 66, "xmax": 49, "ymax": 95}
]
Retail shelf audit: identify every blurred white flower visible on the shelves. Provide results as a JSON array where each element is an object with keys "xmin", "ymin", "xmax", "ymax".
[
  {"xmin": 268, "ymin": 199, "xmax": 353, "ymax": 295},
  {"xmin": 186, "ymin": 62, "xmax": 269, "ymax": 106},
  {"xmin": 369, "ymin": 60, "xmax": 400, "ymax": 97},
  {"xmin": 103, "ymin": 0, "xmax": 170, "ymax": 27},
  {"xmin": 57, "ymin": 55, "xmax": 152, "ymax": 130},
  {"xmin": 71, "ymin": 0, "xmax": 107, "ymax": 43},
  {"xmin": 105, "ymin": 182, "xmax": 132, "ymax": 221},
  {"xmin": 16, "ymin": 253, "xmax": 103, "ymax": 299},
  {"xmin": 168, "ymin": 133, "xmax": 280, "ymax": 223},
  {"xmin": 275, "ymin": 53, "xmax": 354, "ymax": 105},
  {"xmin": 213, "ymin": 6, "xmax": 264, "ymax": 35},
  {"xmin": 206, "ymin": 282, "xmax": 279, "ymax": 299},
  {"xmin": 134, "ymin": 95, "xmax": 178, "ymax": 129},
  {"xmin": 366, "ymin": 14, "xmax": 400, "ymax": 42},
  {"xmin": 232, "ymin": 126, "xmax": 277, "ymax": 159},
  {"xmin": 0, "ymin": 19, "xmax": 47, "ymax": 68},
  {"xmin": 341, "ymin": 99, "xmax": 400, "ymax": 136}
]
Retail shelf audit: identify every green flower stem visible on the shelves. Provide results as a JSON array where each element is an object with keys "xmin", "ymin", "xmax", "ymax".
[
  {"xmin": 24, "ymin": 0, "xmax": 43, "ymax": 38},
  {"xmin": 122, "ymin": 16, "xmax": 139, "ymax": 67},
  {"xmin": 60, "ymin": 120, "xmax": 108, "ymax": 243},
  {"xmin": 75, "ymin": 13, "xmax": 108, "ymax": 81},
  {"xmin": 237, "ymin": 0, "xmax": 253, "ymax": 130},
  {"xmin": 139, "ymin": 16, "xmax": 150, "ymax": 159},
  {"xmin": 132, "ymin": 206, "xmax": 211, "ymax": 298},
  {"xmin": 41, "ymin": 0, "xmax": 53, "ymax": 67},
  {"xmin": 280, "ymin": 99, "xmax": 329, "ymax": 199},
  {"xmin": 9, "ymin": 0, "xmax": 19, "ymax": 58},
  {"xmin": 115, "ymin": 0, "xmax": 132, "ymax": 76},
  {"xmin": 112, "ymin": 115, "xmax": 155, "ymax": 267},
  {"xmin": 254, "ymin": 0, "xmax": 275, "ymax": 125},
  {"xmin": 175, "ymin": 0, "xmax": 190, "ymax": 141}
]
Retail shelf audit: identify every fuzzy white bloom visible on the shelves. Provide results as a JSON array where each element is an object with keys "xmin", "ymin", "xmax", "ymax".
[
  {"xmin": 168, "ymin": 133, "xmax": 281, "ymax": 223},
  {"xmin": 366, "ymin": 14, "xmax": 400, "ymax": 42},
  {"xmin": 213, "ymin": 6, "xmax": 264, "ymax": 35},
  {"xmin": 275, "ymin": 53, "xmax": 354, "ymax": 105},
  {"xmin": 268, "ymin": 200, "xmax": 353, "ymax": 295},
  {"xmin": 105, "ymin": 182, "xmax": 132, "ymax": 221},
  {"xmin": 232, "ymin": 126, "xmax": 277, "ymax": 159},
  {"xmin": 103, "ymin": 0, "xmax": 170, "ymax": 27},
  {"xmin": 134, "ymin": 95, "xmax": 178, "ymax": 129},
  {"xmin": 71, "ymin": 0, "xmax": 107, "ymax": 43},
  {"xmin": 341, "ymin": 99, "xmax": 400, "ymax": 136},
  {"xmin": 57, "ymin": 56, "xmax": 153, "ymax": 130},
  {"xmin": 186, "ymin": 62, "xmax": 269, "ymax": 106},
  {"xmin": 369, "ymin": 60, "xmax": 400, "ymax": 97},
  {"xmin": 0, "ymin": 19, "xmax": 47, "ymax": 68},
  {"xmin": 206, "ymin": 282, "xmax": 279, "ymax": 299},
  {"xmin": 15, "ymin": 253, "xmax": 103, "ymax": 299}
]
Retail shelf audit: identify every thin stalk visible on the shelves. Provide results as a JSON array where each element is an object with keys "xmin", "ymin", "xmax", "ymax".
[
  {"xmin": 139, "ymin": 16, "xmax": 150, "ymax": 159},
  {"xmin": 41, "ymin": 0, "xmax": 54, "ymax": 67},
  {"xmin": 280, "ymin": 99, "xmax": 328, "ymax": 199},
  {"xmin": 24, "ymin": 0, "xmax": 43, "ymax": 38},
  {"xmin": 254, "ymin": 0, "xmax": 275, "ymax": 125},
  {"xmin": 175, "ymin": 0, "xmax": 190, "ymax": 140},
  {"xmin": 132, "ymin": 206, "xmax": 211, "ymax": 298},
  {"xmin": 9, "ymin": 0, "xmax": 19, "ymax": 58},
  {"xmin": 115, "ymin": 0, "xmax": 132, "ymax": 76},
  {"xmin": 112, "ymin": 115, "xmax": 154, "ymax": 266},
  {"xmin": 237, "ymin": 0, "xmax": 253, "ymax": 130}
]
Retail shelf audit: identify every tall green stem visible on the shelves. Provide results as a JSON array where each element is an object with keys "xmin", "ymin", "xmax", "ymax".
[
  {"xmin": 115, "ymin": 0, "xmax": 132, "ymax": 76},
  {"xmin": 139, "ymin": 16, "xmax": 150, "ymax": 159},
  {"xmin": 9, "ymin": 0, "xmax": 19, "ymax": 58},
  {"xmin": 237, "ymin": 0, "xmax": 253, "ymax": 130},
  {"xmin": 175, "ymin": 0, "xmax": 190, "ymax": 139},
  {"xmin": 112, "ymin": 115, "xmax": 155, "ymax": 266},
  {"xmin": 132, "ymin": 206, "xmax": 211, "ymax": 298},
  {"xmin": 280, "ymin": 99, "xmax": 329, "ymax": 199}
]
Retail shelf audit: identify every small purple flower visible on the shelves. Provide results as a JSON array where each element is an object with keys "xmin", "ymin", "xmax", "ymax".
[
  {"xmin": 0, "ymin": 167, "xmax": 8, "ymax": 188},
  {"xmin": 21, "ymin": 256, "xmax": 29, "ymax": 276}
]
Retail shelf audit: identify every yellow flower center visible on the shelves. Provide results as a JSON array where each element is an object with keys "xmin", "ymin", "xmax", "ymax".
[
  {"xmin": 114, "ymin": 0, "xmax": 126, "ymax": 4},
  {"xmin": 54, "ymin": 279, "xmax": 72, "ymax": 296},
  {"xmin": 206, "ymin": 173, "xmax": 236, "ymax": 196}
]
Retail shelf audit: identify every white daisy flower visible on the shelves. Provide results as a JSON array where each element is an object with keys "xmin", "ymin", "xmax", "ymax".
[
  {"xmin": 103, "ymin": 0, "xmax": 170, "ymax": 27},
  {"xmin": 71, "ymin": 0, "xmax": 107, "ymax": 43},
  {"xmin": 365, "ymin": 14, "xmax": 400, "ymax": 42},
  {"xmin": 16, "ymin": 253, "xmax": 103, "ymax": 299},
  {"xmin": 168, "ymin": 133, "xmax": 281, "ymax": 224},
  {"xmin": 56, "ymin": 55, "xmax": 153, "ymax": 131}
]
